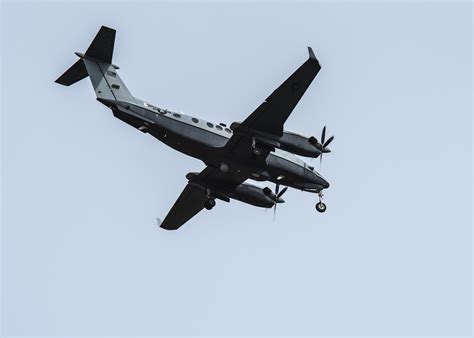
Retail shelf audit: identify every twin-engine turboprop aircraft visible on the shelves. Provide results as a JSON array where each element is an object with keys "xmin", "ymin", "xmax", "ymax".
[{"xmin": 56, "ymin": 26, "xmax": 334, "ymax": 230}]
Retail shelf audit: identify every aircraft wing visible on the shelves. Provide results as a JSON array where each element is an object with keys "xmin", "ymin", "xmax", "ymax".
[
  {"xmin": 160, "ymin": 166, "xmax": 246, "ymax": 230},
  {"xmin": 159, "ymin": 183, "xmax": 207, "ymax": 230},
  {"xmin": 235, "ymin": 47, "xmax": 321, "ymax": 136}
]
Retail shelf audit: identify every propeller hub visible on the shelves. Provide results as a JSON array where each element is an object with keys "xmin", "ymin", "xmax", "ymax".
[{"xmin": 275, "ymin": 197, "xmax": 285, "ymax": 204}]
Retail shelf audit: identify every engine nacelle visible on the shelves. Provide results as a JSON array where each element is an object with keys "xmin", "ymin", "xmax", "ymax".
[
  {"xmin": 186, "ymin": 172, "xmax": 275, "ymax": 207},
  {"xmin": 230, "ymin": 122, "xmax": 321, "ymax": 158},
  {"xmin": 226, "ymin": 183, "xmax": 276, "ymax": 208},
  {"xmin": 279, "ymin": 131, "xmax": 321, "ymax": 158}
]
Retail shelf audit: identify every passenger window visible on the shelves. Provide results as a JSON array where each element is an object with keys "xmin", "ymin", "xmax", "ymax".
[
  {"xmin": 173, "ymin": 113, "xmax": 181, "ymax": 118},
  {"xmin": 192, "ymin": 118, "xmax": 199, "ymax": 123},
  {"xmin": 207, "ymin": 122, "xmax": 214, "ymax": 128},
  {"xmin": 216, "ymin": 125, "xmax": 223, "ymax": 131},
  {"xmin": 225, "ymin": 128, "xmax": 232, "ymax": 133}
]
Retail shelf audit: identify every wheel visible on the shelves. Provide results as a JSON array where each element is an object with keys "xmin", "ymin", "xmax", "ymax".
[
  {"xmin": 315, "ymin": 202, "xmax": 327, "ymax": 213},
  {"xmin": 252, "ymin": 147, "xmax": 262, "ymax": 156},
  {"xmin": 204, "ymin": 198, "xmax": 216, "ymax": 210}
]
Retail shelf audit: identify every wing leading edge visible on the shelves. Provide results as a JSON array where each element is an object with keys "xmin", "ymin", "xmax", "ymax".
[{"xmin": 236, "ymin": 47, "xmax": 321, "ymax": 136}]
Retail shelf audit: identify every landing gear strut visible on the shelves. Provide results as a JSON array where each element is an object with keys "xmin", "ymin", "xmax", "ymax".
[
  {"xmin": 251, "ymin": 137, "xmax": 262, "ymax": 156},
  {"xmin": 315, "ymin": 191, "xmax": 327, "ymax": 213},
  {"xmin": 204, "ymin": 189, "xmax": 216, "ymax": 210}
]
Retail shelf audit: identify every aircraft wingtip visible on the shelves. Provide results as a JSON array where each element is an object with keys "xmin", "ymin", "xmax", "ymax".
[{"xmin": 307, "ymin": 47, "xmax": 321, "ymax": 66}]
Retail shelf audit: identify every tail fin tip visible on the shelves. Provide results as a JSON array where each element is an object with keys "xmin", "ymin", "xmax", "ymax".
[{"xmin": 85, "ymin": 25, "xmax": 116, "ymax": 64}]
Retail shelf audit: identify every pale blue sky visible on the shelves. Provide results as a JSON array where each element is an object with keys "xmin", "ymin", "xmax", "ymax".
[{"xmin": 1, "ymin": 1, "xmax": 472, "ymax": 336}]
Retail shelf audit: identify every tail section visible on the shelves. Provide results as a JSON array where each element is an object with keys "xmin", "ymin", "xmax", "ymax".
[
  {"xmin": 84, "ymin": 25, "xmax": 115, "ymax": 64},
  {"xmin": 55, "ymin": 26, "xmax": 135, "ymax": 104},
  {"xmin": 55, "ymin": 59, "xmax": 89, "ymax": 86}
]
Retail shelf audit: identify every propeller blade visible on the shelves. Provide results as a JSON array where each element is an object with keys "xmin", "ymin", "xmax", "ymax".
[
  {"xmin": 323, "ymin": 135, "xmax": 334, "ymax": 148},
  {"xmin": 275, "ymin": 183, "xmax": 280, "ymax": 196},
  {"xmin": 321, "ymin": 126, "xmax": 326, "ymax": 145},
  {"xmin": 277, "ymin": 187, "xmax": 288, "ymax": 198}
]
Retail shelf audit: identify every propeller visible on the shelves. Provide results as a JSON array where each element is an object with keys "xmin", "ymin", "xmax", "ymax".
[
  {"xmin": 263, "ymin": 184, "xmax": 288, "ymax": 219},
  {"xmin": 321, "ymin": 126, "xmax": 334, "ymax": 151},
  {"xmin": 309, "ymin": 126, "xmax": 334, "ymax": 170},
  {"xmin": 273, "ymin": 184, "xmax": 288, "ymax": 220}
]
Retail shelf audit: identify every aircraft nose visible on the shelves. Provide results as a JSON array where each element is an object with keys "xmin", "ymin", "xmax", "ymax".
[
  {"xmin": 319, "ymin": 175, "xmax": 330, "ymax": 189},
  {"xmin": 322, "ymin": 178, "xmax": 330, "ymax": 189}
]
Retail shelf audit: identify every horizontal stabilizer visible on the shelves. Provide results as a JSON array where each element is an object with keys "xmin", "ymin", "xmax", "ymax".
[
  {"xmin": 85, "ymin": 26, "xmax": 115, "ymax": 64},
  {"xmin": 55, "ymin": 59, "xmax": 88, "ymax": 86}
]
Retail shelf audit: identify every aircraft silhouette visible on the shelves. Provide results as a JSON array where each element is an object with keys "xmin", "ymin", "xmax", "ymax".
[{"xmin": 56, "ymin": 26, "xmax": 334, "ymax": 230}]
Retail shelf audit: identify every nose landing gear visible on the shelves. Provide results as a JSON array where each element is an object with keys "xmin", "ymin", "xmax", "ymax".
[
  {"xmin": 315, "ymin": 201, "xmax": 326, "ymax": 213},
  {"xmin": 315, "ymin": 191, "xmax": 327, "ymax": 213}
]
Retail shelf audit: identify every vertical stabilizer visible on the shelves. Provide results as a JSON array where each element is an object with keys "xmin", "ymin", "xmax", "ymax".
[
  {"xmin": 55, "ymin": 26, "xmax": 136, "ymax": 104},
  {"xmin": 84, "ymin": 26, "xmax": 115, "ymax": 64}
]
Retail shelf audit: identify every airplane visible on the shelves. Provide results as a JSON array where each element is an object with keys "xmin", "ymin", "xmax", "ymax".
[{"xmin": 55, "ymin": 26, "xmax": 334, "ymax": 230}]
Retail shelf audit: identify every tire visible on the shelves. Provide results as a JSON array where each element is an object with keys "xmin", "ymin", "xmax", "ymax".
[
  {"xmin": 204, "ymin": 198, "xmax": 216, "ymax": 210},
  {"xmin": 315, "ymin": 202, "xmax": 326, "ymax": 213}
]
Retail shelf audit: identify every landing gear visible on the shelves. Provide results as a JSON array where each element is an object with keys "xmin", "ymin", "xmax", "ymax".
[
  {"xmin": 251, "ymin": 137, "xmax": 262, "ymax": 156},
  {"xmin": 204, "ymin": 198, "xmax": 216, "ymax": 210},
  {"xmin": 315, "ymin": 201, "xmax": 327, "ymax": 213},
  {"xmin": 315, "ymin": 191, "xmax": 327, "ymax": 213}
]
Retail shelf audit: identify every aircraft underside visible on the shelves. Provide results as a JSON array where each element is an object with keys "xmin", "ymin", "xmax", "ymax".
[{"xmin": 56, "ymin": 26, "xmax": 334, "ymax": 230}]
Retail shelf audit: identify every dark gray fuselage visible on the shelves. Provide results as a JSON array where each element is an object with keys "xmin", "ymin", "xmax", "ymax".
[{"xmin": 107, "ymin": 98, "xmax": 329, "ymax": 192}]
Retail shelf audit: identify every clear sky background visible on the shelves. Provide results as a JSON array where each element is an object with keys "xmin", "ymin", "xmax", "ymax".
[{"xmin": 1, "ymin": 1, "xmax": 472, "ymax": 336}]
